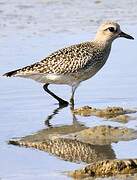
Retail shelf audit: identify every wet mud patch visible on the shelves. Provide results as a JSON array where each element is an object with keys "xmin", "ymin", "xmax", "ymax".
[
  {"xmin": 73, "ymin": 106, "xmax": 136, "ymax": 122},
  {"xmin": 67, "ymin": 125, "xmax": 137, "ymax": 145},
  {"xmin": 69, "ymin": 159, "xmax": 137, "ymax": 179}
]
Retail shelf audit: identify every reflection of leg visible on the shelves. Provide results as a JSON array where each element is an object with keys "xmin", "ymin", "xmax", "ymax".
[
  {"xmin": 45, "ymin": 105, "xmax": 66, "ymax": 127},
  {"xmin": 71, "ymin": 109, "xmax": 85, "ymax": 127},
  {"xmin": 43, "ymin": 84, "xmax": 69, "ymax": 107}
]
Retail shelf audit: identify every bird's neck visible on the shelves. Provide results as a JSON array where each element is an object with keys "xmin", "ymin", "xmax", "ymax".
[
  {"xmin": 92, "ymin": 39, "xmax": 112, "ymax": 58},
  {"xmin": 93, "ymin": 38, "xmax": 113, "ymax": 49}
]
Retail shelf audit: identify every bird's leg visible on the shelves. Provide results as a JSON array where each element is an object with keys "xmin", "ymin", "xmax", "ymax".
[
  {"xmin": 70, "ymin": 85, "xmax": 78, "ymax": 109},
  {"xmin": 70, "ymin": 94, "xmax": 74, "ymax": 107},
  {"xmin": 43, "ymin": 84, "xmax": 69, "ymax": 107}
]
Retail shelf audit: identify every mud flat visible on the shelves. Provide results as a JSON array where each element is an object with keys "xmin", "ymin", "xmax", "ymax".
[
  {"xmin": 67, "ymin": 125, "xmax": 137, "ymax": 145},
  {"xmin": 9, "ymin": 125, "xmax": 137, "ymax": 148},
  {"xmin": 73, "ymin": 106, "xmax": 136, "ymax": 122},
  {"xmin": 69, "ymin": 159, "xmax": 137, "ymax": 179}
]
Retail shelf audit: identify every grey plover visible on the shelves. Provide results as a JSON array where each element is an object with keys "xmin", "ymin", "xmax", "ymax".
[{"xmin": 3, "ymin": 21, "xmax": 134, "ymax": 107}]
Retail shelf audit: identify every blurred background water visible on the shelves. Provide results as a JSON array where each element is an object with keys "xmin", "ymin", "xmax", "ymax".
[{"xmin": 0, "ymin": 0, "xmax": 137, "ymax": 179}]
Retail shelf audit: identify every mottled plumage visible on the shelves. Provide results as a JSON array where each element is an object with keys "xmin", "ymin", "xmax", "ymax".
[
  {"xmin": 9, "ymin": 138, "xmax": 115, "ymax": 164},
  {"xmin": 5, "ymin": 42, "xmax": 110, "ymax": 83},
  {"xmin": 3, "ymin": 21, "xmax": 134, "ymax": 106}
]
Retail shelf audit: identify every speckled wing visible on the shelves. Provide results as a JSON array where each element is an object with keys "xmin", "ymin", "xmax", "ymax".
[{"xmin": 3, "ymin": 42, "xmax": 95, "ymax": 77}]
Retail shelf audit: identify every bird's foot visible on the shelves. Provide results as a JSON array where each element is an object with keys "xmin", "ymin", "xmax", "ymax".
[{"xmin": 58, "ymin": 99, "xmax": 69, "ymax": 107}]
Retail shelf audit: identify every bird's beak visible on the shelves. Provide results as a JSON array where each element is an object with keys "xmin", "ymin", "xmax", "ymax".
[{"xmin": 119, "ymin": 31, "xmax": 134, "ymax": 40}]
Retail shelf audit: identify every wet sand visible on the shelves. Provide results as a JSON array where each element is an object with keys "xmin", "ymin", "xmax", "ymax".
[{"xmin": 0, "ymin": 0, "xmax": 137, "ymax": 180}]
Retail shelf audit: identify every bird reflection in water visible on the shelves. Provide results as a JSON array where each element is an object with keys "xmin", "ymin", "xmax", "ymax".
[{"xmin": 9, "ymin": 105, "xmax": 116, "ymax": 164}]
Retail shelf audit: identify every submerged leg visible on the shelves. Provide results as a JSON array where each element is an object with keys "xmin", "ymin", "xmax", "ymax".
[{"xmin": 43, "ymin": 84, "xmax": 69, "ymax": 107}]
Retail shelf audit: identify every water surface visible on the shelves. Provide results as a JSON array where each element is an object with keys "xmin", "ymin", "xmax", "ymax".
[{"xmin": 0, "ymin": 0, "xmax": 137, "ymax": 179}]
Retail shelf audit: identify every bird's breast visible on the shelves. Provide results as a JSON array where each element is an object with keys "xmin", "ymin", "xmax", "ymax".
[{"xmin": 77, "ymin": 47, "xmax": 111, "ymax": 82}]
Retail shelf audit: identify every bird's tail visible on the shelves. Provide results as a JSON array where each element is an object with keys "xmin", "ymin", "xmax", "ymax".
[{"xmin": 3, "ymin": 69, "xmax": 20, "ymax": 77}]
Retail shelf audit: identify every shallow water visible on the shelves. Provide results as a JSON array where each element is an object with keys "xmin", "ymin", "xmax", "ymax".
[{"xmin": 0, "ymin": 0, "xmax": 137, "ymax": 179}]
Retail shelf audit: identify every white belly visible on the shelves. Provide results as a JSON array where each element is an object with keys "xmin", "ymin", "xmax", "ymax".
[
  {"xmin": 18, "ymin": 73, "xmax": 78, "ymax": 86},
  {"xmin": 17, "ymin": 59, "xmax": 106, "ymax": 86}
]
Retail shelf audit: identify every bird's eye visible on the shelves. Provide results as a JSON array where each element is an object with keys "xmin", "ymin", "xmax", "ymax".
[{"xmin": 108, "ymin": 27, "xmax": 115, "ymax": 32}]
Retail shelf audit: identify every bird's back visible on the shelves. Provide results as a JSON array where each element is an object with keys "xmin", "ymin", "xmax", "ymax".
[{"xmin": 4, "ymin": 41, "xmax": 110, "ymax": 79}]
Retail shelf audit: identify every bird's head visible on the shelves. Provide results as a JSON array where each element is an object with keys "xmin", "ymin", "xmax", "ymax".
[{"xmin": 95, "ymin": 21, "xmax": 134, "ymax": 44}]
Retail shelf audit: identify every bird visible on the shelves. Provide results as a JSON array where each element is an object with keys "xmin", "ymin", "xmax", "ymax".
[{"xmin": 3, "ymin": 21, "xmax": 134, "ymax": 107}]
